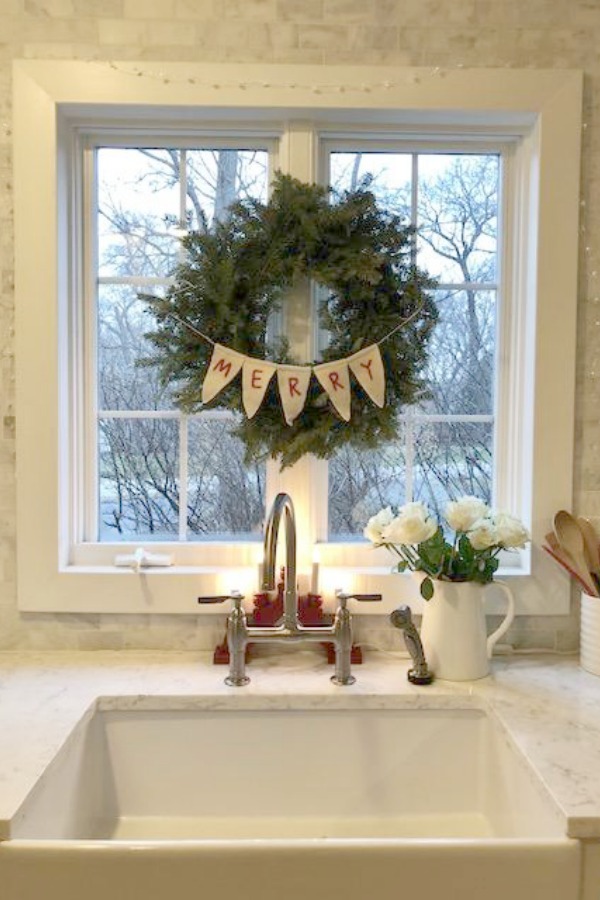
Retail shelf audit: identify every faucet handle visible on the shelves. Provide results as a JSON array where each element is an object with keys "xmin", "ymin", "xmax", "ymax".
[
  {"xmin": 198, "ymin": 590, "xmax": 244, "ymax": 608},
  {"xmin": 335, "ymin": 591, "xmax": 382, "ymax": 607}
]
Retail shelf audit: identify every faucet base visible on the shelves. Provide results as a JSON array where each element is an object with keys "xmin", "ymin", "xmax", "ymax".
[
  {"xmin": 212, "ymin": 635, "xmax": 364, "ymax": 667},
  {"xmin": 331, "ymin": 674, "xmax": 356, "ymax": 686},
  {"xmin": 225, "ymin": 674, "xmax": 251, "ymax": 687},
  {"xmin": 407, "ymin": 668, "xmax": 434, "ymax": 685}
]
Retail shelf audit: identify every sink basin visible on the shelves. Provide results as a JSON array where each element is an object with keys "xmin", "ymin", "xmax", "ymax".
[
  {"xmin": 8, "ymin": 703, "xmax": 565, "ymax": 842},
  {"xmin": 1, "ymin": 700, "xmax": 580, "ymax": 900}
]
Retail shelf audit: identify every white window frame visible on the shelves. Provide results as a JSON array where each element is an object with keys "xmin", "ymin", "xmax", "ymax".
[
  {"xmin": 320, "ymin": 137, "xmax": 504, "ymax": 532},
  {"xmin": 13, "ymin": 61, "xmax": 582, "ymax": 616},
  {"xmin": 84, "ymin": 133, "xmax": 278, "ymax": 546}
]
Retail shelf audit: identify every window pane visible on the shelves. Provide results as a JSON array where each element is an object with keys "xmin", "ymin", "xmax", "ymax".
[
  {"xmin": 94, "ymin": 144, "xmax": 270, "ymax": 543},
  {"xmin": 413, "ymin": 421, "xmax": 493, "ymax": 520},
  {"xmin": 98, "ymin": 284, "xmax": 174, "ymax": 411},
  {"xmin": 186, "ymin": 149, "xmax": 269, "ymax": 230},
  {"xmin": 187, "ymin": 418, "xmax": 265, "ymax": 539},
  {"xmin": 97, "ymin": 148, "xmax": 181, "ymax": 278},
  {"xmin": 328, "ymin": 425, "xmax": 407, "ymax": 537},
  {"xmin": 417, "ymin": 154, "xmax": 499, "ymax": 284},
  {"xmin": 99, "ymin": 417, "xmax": 179, "ymax": 541},
  {"xmin": 329, "ymin": 151, "xmax": 412, "ymax": 219},
  {"xmin": 421, "ymin": 289, "xmax": 496, "ymax": 416},
  {"xmin": 327, "ymin": 150, "xmax": 499, "ymax": 537}
]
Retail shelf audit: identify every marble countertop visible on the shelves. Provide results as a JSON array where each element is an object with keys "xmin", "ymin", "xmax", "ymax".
[{"xmin": 0, "ymin": 648, "xmax": 599, "ymax": 841}]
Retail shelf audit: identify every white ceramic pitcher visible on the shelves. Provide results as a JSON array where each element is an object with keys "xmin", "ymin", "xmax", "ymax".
[{"xmin": 419, "ymin": 579, "xmax": 515, "ymax": 681}]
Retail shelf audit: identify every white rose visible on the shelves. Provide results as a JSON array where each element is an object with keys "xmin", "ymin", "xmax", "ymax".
[
  {"xmin": 468, "ymin": 517, "xmax": 498, "ymax": 550},
  {"xmin": 493, "ymin": 512, "xmax": 530, "ymax": 549},
  {"xmin": 382, "ymin": 502, "xmax": 437, "ymax": 546},
  {"xmin": 445, "ymin": 496, "xmax": 490, "ymax": 533},
  {"xmin": 363, "ymin": 506, "xmax": 394, "ymax": 544}
]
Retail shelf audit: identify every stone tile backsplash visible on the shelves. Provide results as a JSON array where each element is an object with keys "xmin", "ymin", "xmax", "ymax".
[{"xmin": 1, "ymin": 0, "xmax": 597, "ymax": 651}]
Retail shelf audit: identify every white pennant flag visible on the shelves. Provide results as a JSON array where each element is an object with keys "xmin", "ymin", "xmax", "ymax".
[
  {"xmin": 348, "ymin": 344, "xmax": 386, "ymax": 408},
  {"xmin": 313, "ymin": 359, "xmax": 352, "ymax": 421},
  {"xmin": 277, "ymin": 365, "xmax": 312, "ymax": 425},
  {"xmin": 202, "ymin": 343, "xmax": 245, "ymax": 404},
  {"xmin": 242, "ymin": 358, "xmax": 277, "ymax": 418}
]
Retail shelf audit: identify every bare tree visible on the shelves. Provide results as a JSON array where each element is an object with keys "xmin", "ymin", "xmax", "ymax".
[
  {"xmin": 96, "ymin": 147, "xmax": 268, "ymax": 539},
  {"xmin": 97, "ymin": 147, "xmax": 498, "ymax": 538},
  {"xmin": 328, "ymin": 153, "xmax": 498, "ymax": 532}
]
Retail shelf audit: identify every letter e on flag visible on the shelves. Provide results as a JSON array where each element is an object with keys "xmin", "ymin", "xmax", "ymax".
[{"xmin": 242, "ymin": 358, "xmax": 277, "ymax": 418}]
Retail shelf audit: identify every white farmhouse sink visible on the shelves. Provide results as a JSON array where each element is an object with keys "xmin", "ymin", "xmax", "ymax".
[
  {"xmin": 8, "ymin": 704, "xmax": 565, "ymax": 842},
  {"xmin": 2, "ymin": 702, "xmax": 580, "ymax": 900}
]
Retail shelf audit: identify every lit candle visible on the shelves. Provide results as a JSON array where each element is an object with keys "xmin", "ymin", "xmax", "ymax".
[
  {"xmin": 257, "ymin": 562, "xmax": 264, "ymax": 592},
  {"xmin": 310, "ymin": 550, "xmax": 319, "ymax": 594},
  {"xmin": 297, "ymin": 574, "xmax": 310, "ymax": 597}
]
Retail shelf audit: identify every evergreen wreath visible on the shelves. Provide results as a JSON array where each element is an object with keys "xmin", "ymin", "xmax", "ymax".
[{"xmin": 141, "ymin": 172, "xmax": 438, "ymax": 469}]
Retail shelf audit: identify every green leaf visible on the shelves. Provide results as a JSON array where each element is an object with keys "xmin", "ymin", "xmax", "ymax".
[
  {"xmin": 458, "ymin": 534, "xmax": 475, "ymax": 564},
  {"xmin": 417, "ymin": 527, "xmax": 451, "ymax": 577},
  {"xmin": 420, "ymin": 576, "xmax": 435, "ymax": 601}
]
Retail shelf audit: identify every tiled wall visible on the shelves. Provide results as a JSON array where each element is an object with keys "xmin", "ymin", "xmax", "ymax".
[{"xmin": 0, "ymin": 0, "xmax": 594, "ymax": 651}]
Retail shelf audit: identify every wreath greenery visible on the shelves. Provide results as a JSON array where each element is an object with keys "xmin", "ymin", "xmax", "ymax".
[{"xmin": 141, "ymin": 172, "xmax": 438, "ymax": 469}]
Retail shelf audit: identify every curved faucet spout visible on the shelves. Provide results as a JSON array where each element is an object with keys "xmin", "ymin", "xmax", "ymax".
[
  {"xmin": 262, "ymin": 493, "xmax": 297, "ymax": 630},
  {"xmin": 199, "ymin": 492, "xmax": 370, "ymax": 686}
]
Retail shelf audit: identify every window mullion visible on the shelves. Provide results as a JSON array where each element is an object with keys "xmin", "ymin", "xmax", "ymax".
[
  {"xmin": 98, "ymin": 275, "xmax": 172, "ymax": 287},
  {"xmin": 177, "ymin": 149, "xmax": 189, "ymax": 542},
  {"xmin": 403, "ymin": 153, "xmax": 419, "ymax": 504},
  {"xmin": 268, "ymin": 122, "xmax": 322, "ymax": 561},
  {"xmin": 494, "ymin": 147, "xmax": 522, "ymax": 515},
  {"xmin": 84, "ymin": 143, "xmax": 100, "ymax": 543}
]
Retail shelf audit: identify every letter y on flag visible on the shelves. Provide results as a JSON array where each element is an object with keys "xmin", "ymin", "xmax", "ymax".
[{"xmin": 348, "ymin": 344, "xmax": 386, "ymax": 408}]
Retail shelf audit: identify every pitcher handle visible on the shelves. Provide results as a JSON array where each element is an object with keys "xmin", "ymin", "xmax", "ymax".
[{"xmin": 485, "ymin": 579, "xmax": 515, "ymax": 659}]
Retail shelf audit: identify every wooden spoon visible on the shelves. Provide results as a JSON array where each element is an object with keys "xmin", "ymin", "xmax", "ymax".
[
  {"xmin": 577, "ymin": 516, "xmax": 600, "ymax": 575},
  {"xmin": 546, "ymin": 527, "xmax": 598, "ymax": 593},
  {"xmin": 543, "ymin": 544, "xmax": 598, "ymax": 595},
  {"xmin": 554, "ymin": 510, "xmax": 600, "ymax": 597}
]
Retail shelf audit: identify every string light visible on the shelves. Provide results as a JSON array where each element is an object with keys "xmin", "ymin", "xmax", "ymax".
[{"xmin": 105, "ymin": 60, "xmax": 463, "ymax": 94}]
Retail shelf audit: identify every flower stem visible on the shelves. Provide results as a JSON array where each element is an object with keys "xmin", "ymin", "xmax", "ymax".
[{"xmin": 387, "ymin": 543, "xmax": 417, "ymax": 569}]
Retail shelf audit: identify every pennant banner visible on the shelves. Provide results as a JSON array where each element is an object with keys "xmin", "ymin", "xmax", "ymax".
[
  {"xmin": 277, "ymin": 364, "xmax": 312, "ymax": 425},
  {"xmin": 242, "ymin": 359, "xmax": 277, "ymax": 418},
  {"xmin": 201, "ymin": 342, "xmax": 387, "ymax": 425},
  {"xmin": 313, "ymin": 359, "xmax": 351, "ymax": 421},
  {"xmin": 202, "ymin": 344, "xmax": 245, "ymax": 404},
  {"xmin": 348, "ymin": 344, "xmax": 386, "ymax": 408}
]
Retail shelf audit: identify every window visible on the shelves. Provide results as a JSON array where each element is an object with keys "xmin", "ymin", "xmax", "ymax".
[
  {"xmin": 90, "ymin": 138, "xmax": 501, "ymax": 547},
  {"xmin": 325, "ymin": 147, "xmax": 500, "ymax": 537},
  {"xmin": 13, "ymin": 61, "xmax": 582, "ymax": 615},
  {"xmin": 93, "ymin": 144, "xmax": 271, "ymax": 543}
]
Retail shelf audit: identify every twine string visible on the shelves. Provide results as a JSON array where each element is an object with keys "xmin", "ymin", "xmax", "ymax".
[{"xmin": 162, "ymin": 301, "xmax": 424, "ymax": 361}]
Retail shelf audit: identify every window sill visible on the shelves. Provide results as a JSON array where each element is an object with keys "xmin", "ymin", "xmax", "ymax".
[{"xmin": 50, "ymin": 554, "xmax": 565, "ymax": 618}]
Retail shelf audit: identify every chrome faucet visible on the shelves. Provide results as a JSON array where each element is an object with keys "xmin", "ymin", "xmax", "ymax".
[
  {"xmin": 262, "ymin": 493, "xmax": 299, "ymax": 632},
  {"xmin": 199, "ymin": 493, "xmax": 380, "ymax": 686}
]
